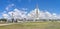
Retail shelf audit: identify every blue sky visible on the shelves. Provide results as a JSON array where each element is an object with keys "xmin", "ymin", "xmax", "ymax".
[{"xmin": 0, "ymin": 0, "xmax": 60, "ymax": 18}]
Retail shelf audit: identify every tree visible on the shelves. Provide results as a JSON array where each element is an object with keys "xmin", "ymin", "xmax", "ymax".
[{"xmin": 0, "ymin": 18, "xmax": 7, "ymax": 22}]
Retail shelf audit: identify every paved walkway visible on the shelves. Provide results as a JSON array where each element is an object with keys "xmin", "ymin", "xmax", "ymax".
[{"xmin": 0, "ymin": 23, "xmax": 16, "ymax": 26}]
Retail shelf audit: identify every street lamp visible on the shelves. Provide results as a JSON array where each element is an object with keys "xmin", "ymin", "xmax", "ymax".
[
  {"xmin": 6, "ymin": 9, "xmax": 9, "ymax": 23},
  {"xmin": 12, "ymin": 12, "xmax": 14, "ymax": 23}
]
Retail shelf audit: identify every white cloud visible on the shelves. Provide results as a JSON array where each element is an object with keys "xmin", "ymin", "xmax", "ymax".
[
  {"xmin": 2, "ymin": 14, "xmax": 9, "ymax": 19},
  {"xmin": 28, "ymin": 8, "xmax": 60, "ymax": 19},
  {"xmin": 21, "ymin": 8, "xmax": 28, "ymax": 11},
  {"xmin": 8, "ymin": 8, "xmax": 27, "ymax": 19},
  {"xmin": 2, "ymin": 5, "xmax": 60, "ymax": 19},
  {"xmin": 2, "ymin": 8, "xmax": 60, "ymax": 19},
  {"xmin": 2, "ymin": 8, "xmax": 27, "ymax": 20},
  {"xmin": 5, "ymin": 4, "xmax": 14, "ymax": 11}
]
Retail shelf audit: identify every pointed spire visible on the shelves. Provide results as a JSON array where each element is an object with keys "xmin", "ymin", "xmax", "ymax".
[
  {"xmin": 36, "ymin": 4, "xmax": 39, "ymax": 18},
  {"xmin": 36, "ymin": 4, "xmax": 38, "ymax": 9}
]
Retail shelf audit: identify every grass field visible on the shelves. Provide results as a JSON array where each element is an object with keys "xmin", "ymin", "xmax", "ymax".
[{"xmin": 0, "ymin": 22, "xmax": 60, "ymax": 29}]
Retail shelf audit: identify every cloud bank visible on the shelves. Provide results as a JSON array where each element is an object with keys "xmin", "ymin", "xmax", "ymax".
[
  {"xmin": 2, "ymin": 4, "xmax": 60, "ymax": 19},
  {"xmin": 28, "ymin": 8, "xmax": 60, "ymax": 19}
]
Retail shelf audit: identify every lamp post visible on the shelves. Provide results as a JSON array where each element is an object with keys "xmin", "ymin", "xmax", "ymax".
[
  {"xmin": 12, "ymin": 12, "xmax": 14, "ymax": 23},
  {"xmin": 6, "ymin": 9, "xmax": 9, "ymax": 23}
]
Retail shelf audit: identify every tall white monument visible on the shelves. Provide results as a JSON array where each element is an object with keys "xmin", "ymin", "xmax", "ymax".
[
  {"xmin": 35, "ymin": 4, "xmax": 40, "ymax": 19},
  {"xmin": 28, "ymin": 4, "xmax": 40, "ymax": 21}
]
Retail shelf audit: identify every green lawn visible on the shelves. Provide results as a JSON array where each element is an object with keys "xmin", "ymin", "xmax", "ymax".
[{"xmin": 0, "ymin": 22, "xmax": 60, "ymax": 29}]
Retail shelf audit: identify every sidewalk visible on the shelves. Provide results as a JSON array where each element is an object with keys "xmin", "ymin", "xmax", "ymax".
[{"xmin": 0, "ymin": 23, "xmax": 16, "ymax": 26}]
